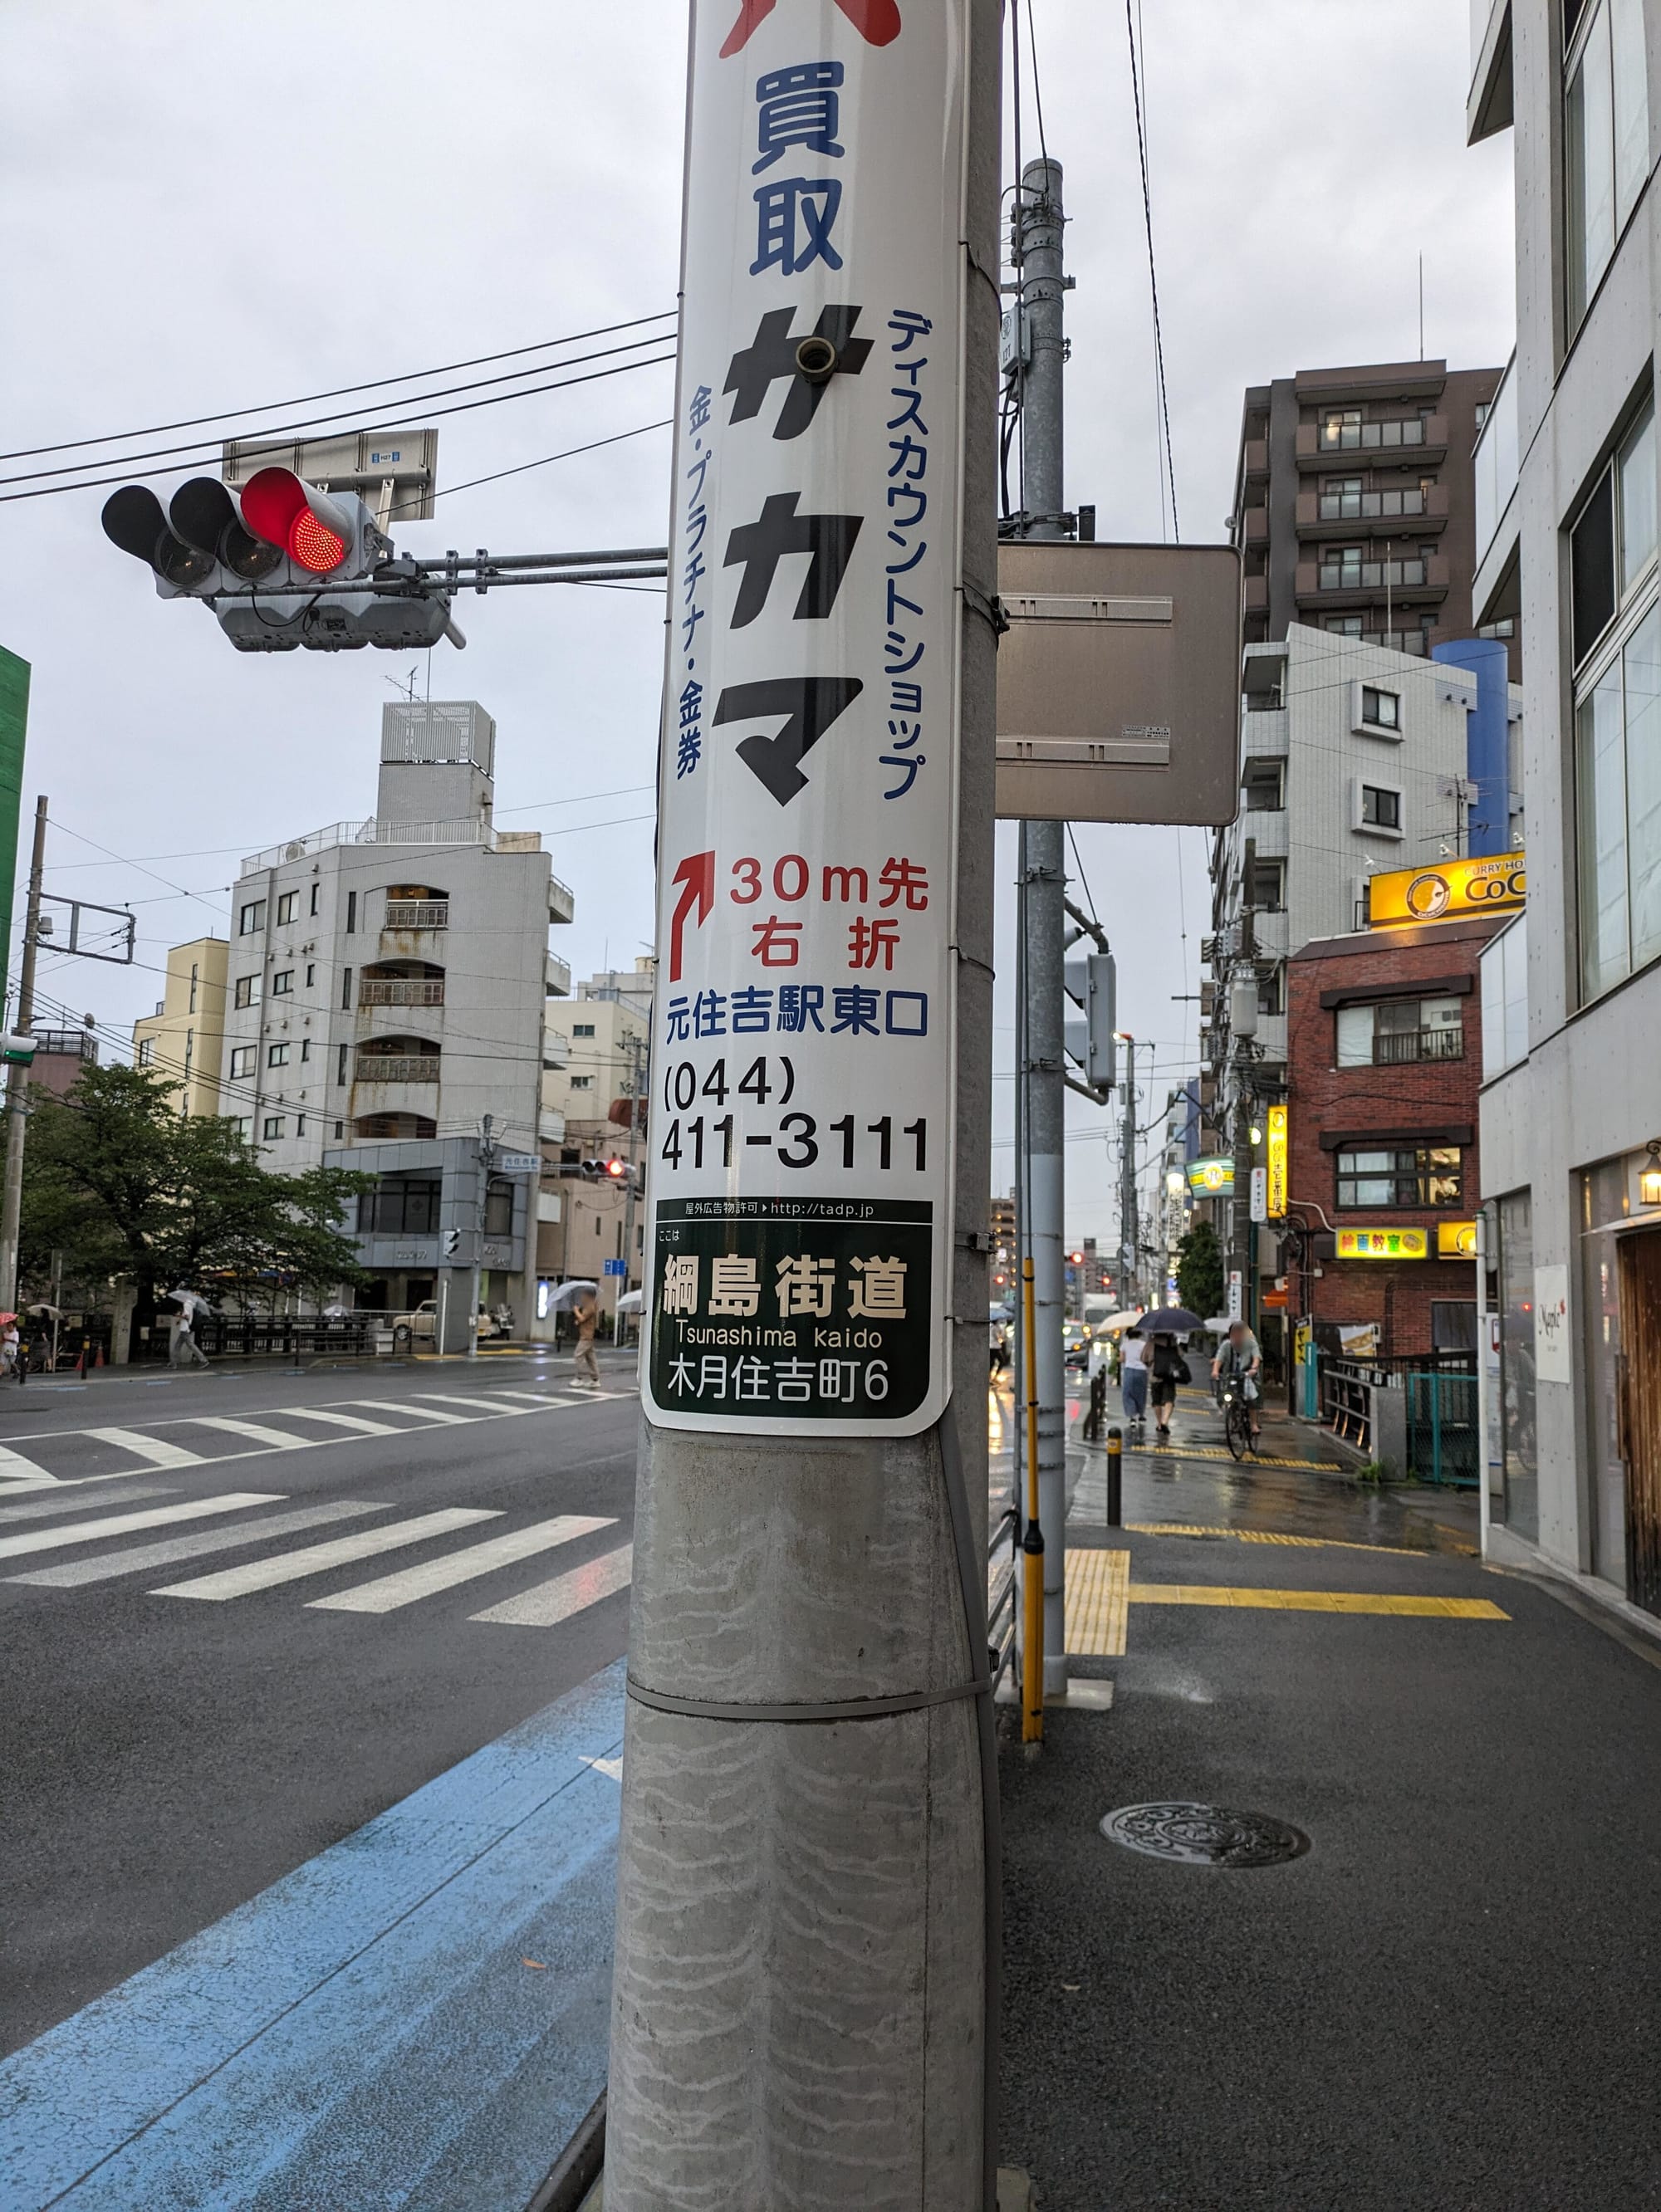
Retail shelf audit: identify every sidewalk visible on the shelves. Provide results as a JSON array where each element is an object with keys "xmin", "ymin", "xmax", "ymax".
[{"xmin": 997, "ymin": 1407, "xmax": 1661, "ymax": 2208}]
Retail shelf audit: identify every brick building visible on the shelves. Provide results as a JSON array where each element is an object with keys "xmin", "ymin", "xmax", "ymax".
[{"xmin": 1283, "ymin": 914, "xmax": 1506, "ymax": 1358}]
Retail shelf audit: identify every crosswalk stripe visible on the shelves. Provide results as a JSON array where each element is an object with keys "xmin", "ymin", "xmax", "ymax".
[
  {"xmin": 0, "ymin": 1442, "xmax": 60, "ymax": 1483},
  {"xmin": 82, "ymin": 1427, "xmax": 208, "ymax": 1469},
  {"xmin": 152, "ymin": 1507, "xmax": 500, "ymax": 1600},
  {"xmin": 409, "ymin": 1393, "xmax": 517, "ymax": 1416},
  {"xmin": 345, "ymin": 1399, "xmax": 472, "ymax": 1426},
  {"xmin": 268, "ymin": 1408, "xmax": 403, "ymax": 1437},
  {"xmin": 0, "ymin": 1493, "xmax": 284, "ymax": 1562},
  {"xmin": 187, "ymin": 1417, "xmax": 311, "ymax": 1451},
  {"xmin": 8, "ymin": 1501, "xmax": 394, "ymax": 1588},
  {"xmin": 308, "ymin": 1514, "xmax": 618, "ymax": 1614},
  {"xmin": 469, "ymin": 1541, "xmax": 634, "ymax": 1628},
  {"xmin": 488, "ymin": 1389, "xmax": 571, "ymax": 1405},
  {"xmin": 0, "ymin": 1480, "xmax": 177, "ymax": 1526}
]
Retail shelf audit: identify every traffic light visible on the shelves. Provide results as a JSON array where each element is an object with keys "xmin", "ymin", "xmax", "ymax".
[
  {"xmin": 1063, "ymin": 950, "xmax": 1117, "ymax": 1099},
  {"xmin": 101, "ymin": 468, "xmax": 453, "ymax": 653}
]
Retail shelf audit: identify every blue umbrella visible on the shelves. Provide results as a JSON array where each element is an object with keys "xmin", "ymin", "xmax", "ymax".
[{"xmin": 1140, "ymin": 1306, "xmax": 1205, "ymax": 1334}]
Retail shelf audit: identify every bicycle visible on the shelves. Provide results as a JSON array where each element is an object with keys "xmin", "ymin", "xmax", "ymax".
[{"xmin": 1219, "ymin": 1376, "xmax": 1255, "ymax": 1461}]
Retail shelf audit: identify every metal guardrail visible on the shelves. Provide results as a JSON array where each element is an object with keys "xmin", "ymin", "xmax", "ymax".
[
  {"xmin": 384, "ymin": 901, "xmax": 449, "ymax": 930},
  {"xmin": 355, "ymin": 1054, "xmax": 441, "ymax": 1084},
  {"xmin": 359, "ymin": 979, "xmax": 444, "ymax": 1006}
]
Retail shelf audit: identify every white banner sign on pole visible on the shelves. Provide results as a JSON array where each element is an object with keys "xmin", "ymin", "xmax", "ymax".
[{"xmin": 644, "ymin": 0, "xmax": 968, "ymax": 1438}]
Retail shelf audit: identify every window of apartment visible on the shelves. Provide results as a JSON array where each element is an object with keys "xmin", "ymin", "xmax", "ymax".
[
  {"xmin": 570, "ymin": 1074, "xmax": 593, "ymax": 1090},
  {"xmin": 267, "ymin": 1042, "xmax": 289, "ymax": 1068},
  {"xmin": 229, "ymin": 1045, "xmax": 256, "ymax": 1079},
  {"xmin": 1257, "ymin": 964, "xmax": 1284, "ymax": 1017},
  {"xmin": 238, "ymin": 899, "xmax": 266, "ymax": 937},
  {"xmin": 1359, "ymin": 782, "xmax": 1403, "ymax": 833},
  {"xmin": 484, "ymin": 1178, "xmax": 514, "ymax": 1237},
  {"xmin": 276, "ymin": 891, "xmax": 297, "ymax": 925},
  {"xmin": 358, "ymin": 1176, "xmax": 443, "ymax": 1236},
  {"xmin": 1242, "ymin": 758, "xmax": 1284, "ymax": 811},
  {"xmin": 296, "ymin": 1115, "xmax": 306, "ymax": 1138},
  {"xmin": 1250, "ymin": 856, "xmax": 1286, "ymax": 912},
  {"xmin": 305, "ymin": 963, "xmax": 316, "ymax": 987},
  {"xmin": 1325, "ymin": 614, "xmax": 1364, "ymax": 639},
  {"xmin": 137, "ymin": 1037, "xmax": 154, "ymax": 1066},
  {"xmin": 336, "ymin": 1042, "xmax": 349, "ymax": 1085},
  {"xmin": 300, "ymin": 1038, "xmax": 311, "ymax": 1063},
  {"xmin": 1574, "ymin": 396, "xmax": 1661, "ymax": 998},
  {"xmin": 1565, "ymin": 0, "xmax": 1648, "ymax": 334},
  {"xmin": 1320, "ymin": 475, "xmax": 1364, "ymax": 520},
  {"xmin": 234, "ymin": 975, "xmax": 261, "ymax": 1010},
  {"xmin": 231, "ymin": 1116, "xmax": 253, "ymax": 1143},
  {"xmin": 572, "ymin": 1022, "xmax": 596, "ymax": 1038},
  {"xmin": 270, "ymin": 969, "xmax": 294, "ymax": 996},
  {"xmin": 341, "ymin": 967, "xmax": 353, "ymax": 1011},
  {"xmin": 189, "ymin": 963, "xmax": 198, "ymax": 1015},
  {"xmin": 1360, "ymin": 685, "xmax": 1400, "ymax": 731},
  {"xmin": 1335, "ymin": 1144, "xmax": 1464, "ymax": 1209},
  {"xmin": 1320, "ymin": 544, "xmax": 1364, "ymax": 590},
  {"xmin": 309, "ymin": 883, "xmax": 321, "ymax": 917},
  {"xmin": 1335, "ymin": 996, "xmax": 1465, "ymax": 1067},
  {"xmin": 334, "ymin": 1119, "xmax": 345, "ymax": 1139},
  {"xmin": 345, "ymin": 891, "xmax": 357, "ymax": 935},
  {"xmin": 262, "ymin": 1116, "xmax": 286, "ymax": 1141}
]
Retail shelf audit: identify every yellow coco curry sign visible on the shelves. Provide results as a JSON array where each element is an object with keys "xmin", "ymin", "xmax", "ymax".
[
  {"xmin": 1369, "ymin": 850, "xmax": 1526, "ymax": 928},
  {"xmin": 1336, "ymin": 1227, "xmax": 1428, "ymax": 1260},
  {"xmin": 1438, "ymin": 1220, "xmax": 1478, "ymax": 1257},
  {"xmin": 1265, "ymin": 1104, "xmax": 1288, "ymax": 1219}
]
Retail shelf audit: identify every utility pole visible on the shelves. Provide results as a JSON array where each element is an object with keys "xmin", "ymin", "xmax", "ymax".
[
  {"xmin": 0, "ymin": 795, "xmax": 48, "ymax": 1312},
  {"xmin": 466, "ymin": 1110, "xmax": 495, "ymax": 1362},
  {"xmin": 1119, "ymin": 1037, "xmax": 1139, "ymax": 1310},
  {"xmin": 606, "ymin": 4, "xmax": 1001, "ymax": 2203},
  {"xmin": 1013, "ymin": 153, "xmax": 1070, "ymax": 1695}
]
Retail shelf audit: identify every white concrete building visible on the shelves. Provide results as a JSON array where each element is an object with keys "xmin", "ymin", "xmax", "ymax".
[
  {"xmin": 1469, "ymin": 0, "xmax": 1661, "ymax": 1624},
  {"xmin": 220, "ymin": 699, "xmax": 573, "ymax": 1337}
]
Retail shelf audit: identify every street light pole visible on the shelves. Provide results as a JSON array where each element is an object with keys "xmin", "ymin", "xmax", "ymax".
[
  {"xmin": 467, "ymin": 1111, "xmax": 495, "ymax": 1362},
  {"xmin": 0, "ymin": 795, "xmax": 49, "ymax": 1313}
]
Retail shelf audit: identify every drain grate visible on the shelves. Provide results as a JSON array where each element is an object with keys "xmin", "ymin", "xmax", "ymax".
[{"xmin": 1100, "ymin": 1801, "xmax": 1309, "ymax": 1867}]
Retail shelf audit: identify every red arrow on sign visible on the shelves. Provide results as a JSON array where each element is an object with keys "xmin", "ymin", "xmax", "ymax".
[
  {"xmin": 669, "ymin": 850, "xmax": 715, "ymax": 983},
  {"xmin": 720, "ymin": 0, "xmax": 901, "ymax": 58}
]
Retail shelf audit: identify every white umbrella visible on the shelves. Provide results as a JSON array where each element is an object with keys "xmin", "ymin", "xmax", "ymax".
[
  {"xmin": 1203, "ymin": 1314, "xmax": 1234, "ymax": 1334},
  {"xmin": 546, "ymin": 1280, "xmax": 600, "ymax": 1310},
  {"xmin": 1095, "ymin": 1309, "xmax": 1145, "ymax": 1334},
  {"xmin": 616, "ymin": 1288, "xmax": 645, "ymax": 1314}
]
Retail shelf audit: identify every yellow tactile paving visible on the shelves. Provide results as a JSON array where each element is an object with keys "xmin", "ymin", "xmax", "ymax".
[
  {"xmin": 1121, "ymin": 1444, "xmax": 1345, "ymax": 1472},
  {"xmin": 1065, "ymin": 1546, "xmax": 1129, "ymax": 1655},
  {"xmin": 1126, "ymin": 1583, "xmax": 1507, "ymax": 1619},
  {"xmin": 1126, "ymin": 1522, "xmax": 1441, "ymax": 1556}
]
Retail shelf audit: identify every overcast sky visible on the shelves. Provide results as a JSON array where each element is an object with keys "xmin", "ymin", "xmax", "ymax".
[{"xmin": 0, "ymin": 1, "xmax": 1514, "ymax": 1247}]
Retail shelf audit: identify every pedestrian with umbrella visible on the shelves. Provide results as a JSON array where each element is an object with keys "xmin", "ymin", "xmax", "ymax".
[
  {"xmin": 1140, "ymin": 1306, "xmax": 1204, "ymax": 1444},
  {"xmin": 546, "ymin": 1279, "xmax": 601, "ymax": 1389}
]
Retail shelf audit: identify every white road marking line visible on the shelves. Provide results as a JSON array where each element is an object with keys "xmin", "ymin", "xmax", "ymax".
[
  {"xmin": 81, "ymin": 1427, "xmax": 208, "ymax": 1469},
  {"xmin": 409, "ymin": 1393, "xmax": 517, "ymax": 1416},
  {"xmin": 267, "ymin": 1408, "xmax": 404, "ymax": 1437},
  {"xmin": 0, "ymin": 1443, "xmax": 61, "ymax": 1484},
  {"xmin": 469, "ymin": 1542, "xmax": 634, "ymax": 1628},
  {"xmin": 152, "ymin": 1507, "xmax": 500, "ymax": 1600},
  {"xmin": 308, "ymin": 1515, "xmax": 617, "ymax": 1615},
  {"xmin": 8, "ymin": 1502, "xmax": 394, "ymax": 1588},
  {"xmin": 345, "ymin": 1400, "xmax": 473, "ymax": 1427},
  {"xmin": 186, "ymin": 1417, "xmax": 311, "ymax": 1451},
  {"xmin": 0, "ymin": 1494, "xmax": 284, "ymax": 1562},
  {"xmin": 488, "ymin": 1390, "xmax": 572, "ymax": 1404},
  {"xmin": 0, "ymin": 1481, "xmax": 178, "ymax": 1526}
]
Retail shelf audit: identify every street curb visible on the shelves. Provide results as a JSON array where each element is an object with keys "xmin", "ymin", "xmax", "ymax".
[{"xmin": 525, "ymin": 2092, "xmax": 605, "ymax": 2212}]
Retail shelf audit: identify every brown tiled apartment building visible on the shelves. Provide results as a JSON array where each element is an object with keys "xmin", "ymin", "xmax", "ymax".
[{"xmin": 1230, "ymin": 360, "xmax": 1516, "ymax": 676}]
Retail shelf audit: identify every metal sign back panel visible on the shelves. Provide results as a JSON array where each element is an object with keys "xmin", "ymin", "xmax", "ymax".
[
  {"xmin": 994, "ymin": 541, "xmax": 1242, "ymax": 825},
  {"xmin": 644, "ymin": 0, "xmax": 969, "ymax": 1437}
]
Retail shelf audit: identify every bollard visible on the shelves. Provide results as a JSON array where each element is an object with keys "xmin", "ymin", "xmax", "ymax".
[{"xmin": 1105, "ymin": 1426, "xmax": 1123, "ymax": 1529}]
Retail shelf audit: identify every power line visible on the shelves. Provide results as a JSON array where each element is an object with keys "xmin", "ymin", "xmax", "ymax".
[
  {"xmin": 2, "ymin": 347, "xmax": 677, "ymax": 506},
  {"xmin": 1125, "ymin": 0, "xmax": 1178, "ymax": 542},
  {"xmin": 390, "ymin": 418, "xmax": 673, "ymax": 516},
  {"xmin": 0, "ymin": 311, "xmax": 676, "ymax": 467}
]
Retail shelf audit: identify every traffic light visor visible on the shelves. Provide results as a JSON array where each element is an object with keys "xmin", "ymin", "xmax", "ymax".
[
  {"xmin": 102, "ymin": 485, "xmax": 216, "ymax": 587},
  {"xmin": 170, "ymin": 477, "xmax": 284, "ymax": 581},
  {"xmin": 241, "ymin": 467, "xmax": 352, "ymax": 575}
]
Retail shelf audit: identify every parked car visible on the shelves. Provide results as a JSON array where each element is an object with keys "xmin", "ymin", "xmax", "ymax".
[{"xmin": 391, "ymin": 1298, "xmax": 501, "ymax": 1350}]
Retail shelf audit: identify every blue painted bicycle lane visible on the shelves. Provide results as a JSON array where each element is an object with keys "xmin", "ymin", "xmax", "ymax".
[{"xmin": 0, "ymin": 1662, "xmax": 625, "ymax": 2211}]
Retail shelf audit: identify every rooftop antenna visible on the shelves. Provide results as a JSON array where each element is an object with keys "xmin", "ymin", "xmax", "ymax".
[
  {"xmin": 1418, "ymin": 253, "xmax": 1424, "ymax": 360},
  {"xmin": 384, "ymin": 666, "xmax": 420, "ymax": 702}
]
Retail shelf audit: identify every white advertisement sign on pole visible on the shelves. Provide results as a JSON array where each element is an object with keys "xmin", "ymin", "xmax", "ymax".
[{"xmin": 645, "ymin": 0, "xmax": 968, "ymax": 1439}]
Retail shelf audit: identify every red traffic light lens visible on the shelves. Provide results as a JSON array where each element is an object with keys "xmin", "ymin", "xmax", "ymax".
[
  {"xmin": 291, "ymin": 507, "xmax": 347, "ymax": 574},
  {"xmin": 605, "ymin": 1158, "xmax": 627, "ymax": 1177},
  {"xmin": 241, "ymin": 467, "xmax": 353, "ymax": 575}
]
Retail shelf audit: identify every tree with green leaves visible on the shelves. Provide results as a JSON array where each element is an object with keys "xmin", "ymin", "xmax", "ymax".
[
  {"xmin": 19, "ymin": 1064, "xmax": 370, "ymax": 1327},
  {"xmin": 1175, "ymin": 1218, "xmax": 1224, "ymax": 1323}
]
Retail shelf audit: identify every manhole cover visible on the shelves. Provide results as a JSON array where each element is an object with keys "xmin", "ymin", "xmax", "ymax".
[{"xmin": 1099, "ymin": 1801, "xmax": 1309, "ymax": 1867}]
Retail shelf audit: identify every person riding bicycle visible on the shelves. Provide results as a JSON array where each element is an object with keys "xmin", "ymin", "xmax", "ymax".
[{"xmin": 1211, "ymin": 1319, "xmax": 1263, "ymax": 1442}]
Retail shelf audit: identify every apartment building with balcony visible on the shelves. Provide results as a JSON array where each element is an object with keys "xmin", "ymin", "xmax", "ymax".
[
  {"xmin": 1232, "ymin": 357, "xmax": 1512, "ymax": 670},
  {"xmin": 1467, "ymin": 0, "xmax": 1661, "ymax": 1627},
  {"xmin": 537, "ymin": 957, "xmax": 655, "ymax": 1313},
  {"xmin": 211, "ymin": 699, "xmax": 573, "ymax": 1336},
  {"xmin": 131, "ymin": 936, "xmax": 228, "ymax": 1116}
]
